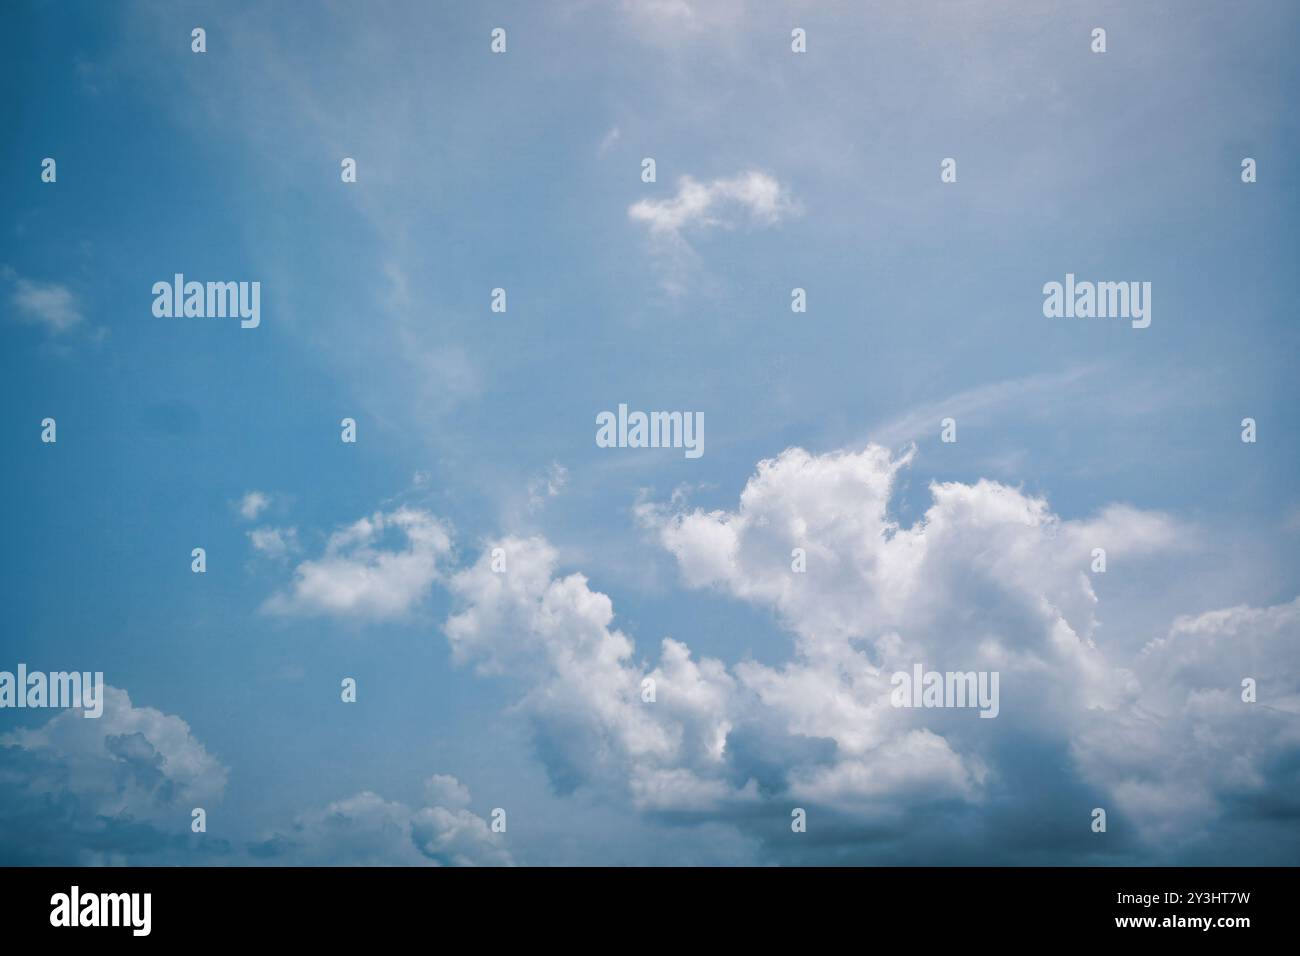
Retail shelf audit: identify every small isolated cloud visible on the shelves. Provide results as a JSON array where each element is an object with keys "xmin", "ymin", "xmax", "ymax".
[
  {"xmin": 248, "ymin": 526, "xmax": 300, "ymax": 560},
  {"xmin": 238, "ymin": 490, "xmax": 272, "ymax": 521},
  {"xmin": 527, "ymin": 462, "xmax": 569, "ymax": 512},
  {"xmin": 248, "ymin": 777, "xmax": 511, "ymax": 866},
  {"xmin": 628, "ymin": 170, "xmax": 797, "ymax": 293},
  {"xmin": 4, "ymin": 268, "xmax": 83, "ymax": 333},
  {"xmin": 262, "ymin": 507, "xmax": 452, "ymax": 620},
  {"xmin": 628, "ymin": 169, "xmax": 795, "ymax": 240}
]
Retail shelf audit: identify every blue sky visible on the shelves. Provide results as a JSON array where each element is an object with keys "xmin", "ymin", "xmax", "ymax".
[{"xmin": 2, "ymin": 0, "xmax": 1298, "ymax": 865}]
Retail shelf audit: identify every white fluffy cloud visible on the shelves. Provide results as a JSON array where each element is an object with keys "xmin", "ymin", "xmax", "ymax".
[
  {"xmin": 0, "ymin": 687, "xmax": 228, "ymax": 864},
  {"xmin": 249, "ymin": 777, "xmax": 512, "ymax": 866},
  {"xmin": 240, "ymin": 444, "xmax": 1292, "ymax": 860},
  {"xmin": 238, "ymin": 490, "xmax": 272, "ymax": 520},
  {"xmin": 423, "ymin": 773, "xmax": 472, "ymax": 809},
  {"xmin": 1073, "ymin": 597, "xmax": 1300, "ymax": 842},
  {"xmin": 0, "ymin": 682, "xmax": 511, "ymax": 865},
  {"xmin": 628, "ymin": 170, "xmax": 794, "ymax": 240},
  {"xmin": 262, "ymin": 507, "xmax": 452, "ymax": 620},
  {"xmin": 1, "ymin": 686, "xmax": 227, "ymax": 821},
  {"xmin": 441, "ymin": 443, "xmax": 1298, "ymax": 859},
  {"xmin": 446, "ymin": 536, "xmax": 746, "ymax": 812},
  {"xmin": 627, "ymin": 169, "xmax": 797, "ymax": 293},
  {"xmin": 248, "ymin": 525, "xmax": 300, "ymax": 560},
  {"xmin": 5, "ymin": 270, "xmax": 83, "ymax": 332}
]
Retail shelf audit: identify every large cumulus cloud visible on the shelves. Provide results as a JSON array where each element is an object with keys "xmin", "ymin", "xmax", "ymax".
[
  {"xmin": 442, "ymin": 443, "xmax": 1298, "ymax": 862},
  {"xmin": 0, "ymin": 686, "xmax": 229, "ymax": 864}
]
